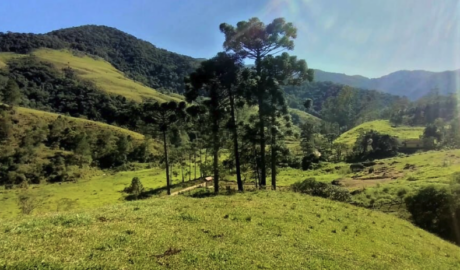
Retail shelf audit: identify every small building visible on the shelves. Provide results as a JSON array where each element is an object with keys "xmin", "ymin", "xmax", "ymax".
[{"xmin": 204, "ymin": 177, "xmax": 213, "ymax": 187}]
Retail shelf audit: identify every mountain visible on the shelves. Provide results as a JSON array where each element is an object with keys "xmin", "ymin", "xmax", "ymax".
[
  {"xmin": 315, "ymin": 69, "xmax": 460, "ymax": 100},
  {"xmin": 0, "ymin": 25, "xmax": 201, "ymax": 93}
]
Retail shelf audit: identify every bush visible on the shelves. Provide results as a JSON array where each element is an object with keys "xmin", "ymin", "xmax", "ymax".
[
  {"xmin": 17, "ymin": 190, "xmax": 43, "ymax": 215},
  {"xmin": 291, "ymin": 178, "xmax": 351, "ymax": 202},
  {"xmin": 405, "ymin": 185, "xmax": 460, "ymax": 244},
  {"xmin": 124, "ymin": 177, "xmax": 144, "ymax": 200}
]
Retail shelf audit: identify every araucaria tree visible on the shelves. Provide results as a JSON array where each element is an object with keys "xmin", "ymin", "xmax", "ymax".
[
  {"xmin": 185, "ymin": 52, "xmax": 244, "ymax": 192},
  {"xmin": 143, "ymin": 101, "xmax": 186, "ymax": 195},
  {"xmin": 220, "ymin": 18, "xmax": 313, "ymax": 188}
]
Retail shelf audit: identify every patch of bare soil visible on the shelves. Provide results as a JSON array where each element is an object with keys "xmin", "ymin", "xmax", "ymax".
[{"xmin": 338, "ymin": 165, "xmax": 404, "ymax": 189}]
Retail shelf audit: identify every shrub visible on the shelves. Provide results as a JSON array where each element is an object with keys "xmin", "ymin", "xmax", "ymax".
[
  {"xmin": 291, "ymin": 178, "xmax": 351, "ymax": 202},
  {"xmin": 405, "ymin": 185, "xmax": 460, "ymax": 244},
  {"xmin": 124, "ymin": 177, "xmax": 144, "ymax": 199},
  {"xmin": 17, "ymin": 190, "xmax": 44, "ymax": 215}
]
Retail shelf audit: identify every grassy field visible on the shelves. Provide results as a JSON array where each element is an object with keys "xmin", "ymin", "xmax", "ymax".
[
  {"xmin": 16, "ymin": 106, "xmax": 145, "ymax": 141},
  {"xmin": 335, "ymin": 120, "xmax": 424, "ymax": 146},
  {"xmin": 0, "ymin": 165, "xmax": 202, "ymax": 219},
  {"xmin": 29, "ymin": 49, "xmax": 182, "ymax": 103},
  {"xmin": 1, "ymin": 191, "xmax": 459, "ymax": 269},
  {"xmin": 0, "ymin": 52, "xmax": 25, "ymax": 69}
]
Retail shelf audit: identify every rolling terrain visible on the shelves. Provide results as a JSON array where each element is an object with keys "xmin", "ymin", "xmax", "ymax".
[
  {"xmin": 1, "ymin": 191, "xmax": 459, "ymax": 269},
  {"xmin": 315, "ymin": 69, "xmax": 460, "ymax": 100},
  {"xmin": 334, "ymin": 120, "xmax": 424, "ymax": 146}
]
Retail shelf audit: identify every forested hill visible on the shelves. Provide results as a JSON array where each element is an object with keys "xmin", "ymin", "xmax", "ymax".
[
  {"xmin": 315, "ymin": 69, "xmax": 460, "ymax": 100},
  {"xmin": 0, "ymin": 25, "xmax": 200, "ymax": 93}
]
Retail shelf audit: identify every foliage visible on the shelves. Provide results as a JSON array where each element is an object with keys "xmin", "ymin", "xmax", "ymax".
[
  {"xmin": 389, "ymin": 91, "xmax": 457, "ymax": 126},
  {"xmin": 17, "ymin": 189, "xmax": 44, "ymax": 215},
  {"xmin": 351, "ymin": 130, "xmax": 400, "ymax": 160},
  {"xmin": 405, "ymin": 179, "xmax": 460, "ymax": 244},
  {"xmin": 284, "ymin": 81, "xmax": 400, "ymax": 130},
  {"xmin": 124, "ymin": 177, "xmax": 145, "ymax": 199},
  {"xmin": 291, "ymin": 178, "xmax": 351, "ymax": 202}
]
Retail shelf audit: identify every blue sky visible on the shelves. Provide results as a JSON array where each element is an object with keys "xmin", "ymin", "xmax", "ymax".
[{"xmin": 0, "ymin": 0, "xmax": 458, "ymax": 78}]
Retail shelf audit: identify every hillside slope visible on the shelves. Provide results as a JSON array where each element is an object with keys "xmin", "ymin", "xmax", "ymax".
[
  {"xmin": 0, "ymin": 25, "xmax": 200, "ymax": 93},
  {"xmin": 335, "ymin": 120, "xmax": 424, "ymax": 146},
  {"xmin": 1, "ymin": 49, "xmax": 182, "ymax": 103},
  {"xmin": 15, "ymin": 106, "xmax": 145, "ymax": 141},
  {"xmin": 1, "ymin": 191, "xmax": 459, "ymax": 269},
  {"xmin": 315, "ymin": 69, "xmax": 460, "ymax": 100}
]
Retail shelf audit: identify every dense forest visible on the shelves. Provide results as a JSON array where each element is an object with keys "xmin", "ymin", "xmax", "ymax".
[{"xmin": 285, "ymin": 81, "xmax": 402, "ymax": 130}]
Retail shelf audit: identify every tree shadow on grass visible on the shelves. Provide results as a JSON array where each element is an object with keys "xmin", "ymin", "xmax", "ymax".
[{"xmin": 123, "ymin": 178, "xmax": 205, "ymax": 201}]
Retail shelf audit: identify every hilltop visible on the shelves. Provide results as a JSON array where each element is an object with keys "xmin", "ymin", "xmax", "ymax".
[
  {"xmin": 334, "ymin": 120, "xmax": 424, "ymax": 146},
  {"xmin": 1, "ymin": 191, "xmax": 459, "ymax": 269},
  {"xmin": 0, "ymin": 25, "xmax": 200, "ymax": 93}
]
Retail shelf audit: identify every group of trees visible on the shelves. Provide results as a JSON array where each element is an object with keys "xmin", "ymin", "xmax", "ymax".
[
  {"xmin": 181, "ymin": 18, "xmax": 313, "ymax": 192},
  {"xmin": 390, "ymin": 90, "xmax": 457, "ymax": 127},
  {"xmin": 0, "ymin": 108, "xmax": 156, "ymax": 186},
  {"xmin": 285, "ymin": 81, "xmax": 401, "ymax": 131}
]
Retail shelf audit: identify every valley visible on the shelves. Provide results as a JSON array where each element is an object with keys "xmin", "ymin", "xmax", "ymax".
[{"xmin": 0, "ymin": 10, "xmax": 459, "ymax": 269}]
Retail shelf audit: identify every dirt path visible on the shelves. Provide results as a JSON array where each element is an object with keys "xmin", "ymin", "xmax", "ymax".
[{"xmin": 170, "ymin": 182, "xmax": 207, "ymax": 196}]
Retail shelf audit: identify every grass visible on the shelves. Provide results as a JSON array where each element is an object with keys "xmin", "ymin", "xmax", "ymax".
[
  {"xmin": 15, "ymin": 106, "xmax": 145, "ymax": 141},
  {"xmin": 31, "ymin": 48, "xmax": 182, "ymax": 103},
  {"xmin": 289, "ymin": 108, "xmax": 320, "ymax": 123},
  {"xmin": 0, "ymin": 52, "xmax": 25, "ymax": 69},
  {"xmin": 1, "ymin": 191, "xmax": 459, "ymax": 269},
  {"xmin": 0, "ymin": 165, "xmax": 201, "ymax": 219},
  {"xmin": 335, "ymin": 120, "xmax": 424, "ymax": 146}
]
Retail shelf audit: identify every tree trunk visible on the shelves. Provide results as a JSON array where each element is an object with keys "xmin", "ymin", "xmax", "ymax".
[
  {"xmin": 181, "ymin": 158, "xmax": 184, "ymax": 183},
  {"xmin": 271, "ymin": 114, "xmax": 276, "ymax": 190},
  {"xmin": 255, "ymin": 51, "xmax": 266, "ymax": 187},
  {"xmin": 162, "ymin": 130, "xmax": 171, "ymax": 195},
  {"xmin": 254, "ymin": 144, "xmax": 260, "ymax": 188},
  {"xmin": 194, "ymin": 149, "xmax": 197, "ymax": 180},
  {"xmin": 258, "ymin": 107, "xmax": 266, "ymax": 187},
  {"xmin": 230, "ymin": 94, "xmax": 243, "ymax": 191},
  {"xmin": 212, "ymin": 117, "xmax": 219, "ymax": 193},
  {"xmin": 189, "ymin": 153, "xmax": 192, "ymax": 181}
]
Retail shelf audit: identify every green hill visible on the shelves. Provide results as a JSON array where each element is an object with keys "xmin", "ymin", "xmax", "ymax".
[
  {"xmin": 15, "ymin": 106, "xmax": 145, "ymax": 141},
  {"xmin": 0, "ymin": 26, "xmax": 200, "ymax": 93},
  {"xmin": 1, "ymin": 191, "xmax": 459, "ymax": 269},
  {"xmin": 335, "ymin": 120, "xmax": 424, "ymax": 146},
  {"xmin": 0, "ymin": 49, "xmax": 182, "ymax": 103}
]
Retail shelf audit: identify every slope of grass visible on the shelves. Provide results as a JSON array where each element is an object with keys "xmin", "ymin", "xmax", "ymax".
[
  {"xmin": 15, "ymin": 106, "xmax": 145, "ymax": 141},
  {"xmin": 31, "ymin": 48, "xmax": 182, "ymax": 103},
  {"xmin": 335, "ymin": 120, "xmax": 424, "ymax": 146},
  {"xmin": 0, "ymin": 165, "xmax": 202, "ymax": 219},
  {"xmin": 1, "ymin": 191, "xmax": 459, "ymax": 269},
  {"xmin": 289, "ymin": 108, "xmax": 320, "ymax": 123},
  {"xmin": 0, "ymin": 52, "xmax": 25, "ymax": 69}
]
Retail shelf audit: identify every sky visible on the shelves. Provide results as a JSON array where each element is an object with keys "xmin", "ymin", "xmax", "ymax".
[{"xmin": 0, "ymin": 0, "xmax": 459, "ymax": 78}]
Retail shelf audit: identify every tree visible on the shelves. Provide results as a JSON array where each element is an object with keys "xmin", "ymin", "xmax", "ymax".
[
  {"xmin": 2, "ymin": 78, "xmax": 21, "ymax": 106},
  {"xmin": 185, "ymin": 53, "xmax": 243, "ymax": 192},
  {"xmin": 143, "ymin": 101, "xmax": 186, "ymax": 195},
  {"xmin": 124, "ymin": 177, "xmax": 145, "ymax": 200},
  {"xmin": 220, "ymin": 17, "xmax": 313, "ymax": 187}
]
